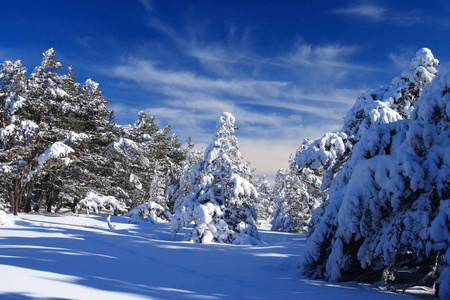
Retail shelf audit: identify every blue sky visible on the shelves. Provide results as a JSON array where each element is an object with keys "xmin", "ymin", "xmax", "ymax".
[{"xmin": 2, "ymin": 0, "xmax": 450, "ymax": 179}]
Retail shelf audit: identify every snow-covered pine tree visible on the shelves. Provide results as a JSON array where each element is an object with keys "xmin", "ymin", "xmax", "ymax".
[
  {"xmin": 50, "ymin": 76, "xmax": 118, "ymax": 213},
  {"xmin": 20, "ymin": 49, "xmax": 75, "ymax": 212},
  {"xmin": 0, "ymin": 51, "xmax": 62, "ymax": 213},
  {"xmin": 342, "ymin": 48, "xmax": 439, "ymax": 139},
  {"xmin": 149, "ymin": 166, "xmax": 171, "ymax": 213},
  {"xmin": 127, "ymin": 166, "xmax": 172, "ymax": 223},
  {"xmin": 270, "ymin": 167, "xmax": 318, "ymax": 232},
  {"xmin": 171, "ymin": 112, "xmax": 259, "ymax": 244},
  {"xmin": 283, "ymin": 48, "xmax": 440, "ymax": 232},
  {"xmin": 0, "ymin": 60, "xmax": 27, "ymax": 130},
  {"xmin": 165, "ymin": 137, "xmax": 201, "ymax": 213},
  {"xmin": 170, "ymin": 145, "xmax": 203, "ymax": 215},
  {"xmin": 251, "ymin": 175, "xmax": 274, "ymax": 225},
  {"xmin": 293, "ymin": 48, "xmax": 439, "ymax": 190},
  {"xmin": 270, "ymin": 169, "xmax": 289, "ymax": 230},
  {"xmin": 300, "ymin": 68, "xmax": 450, "ymax": 299},
  {"xmin": 104, "ymin": 110, "xmax": 185, "ymax": 208},
  {"xmin": 0, "ymin": 49, "xmax": 122, "ymax": 213},
  {"xmin": 102, "ymin": 136, "xmax": 150, "ymax": 204},
  {"xmin": 0, "ymin": 59, "xmax": 30, "ymax": 211}
]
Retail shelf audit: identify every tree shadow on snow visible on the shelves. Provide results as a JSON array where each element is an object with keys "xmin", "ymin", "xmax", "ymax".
[{"xmin": 0, "ymin": 293, "xmax": 68, "ymax": 300}]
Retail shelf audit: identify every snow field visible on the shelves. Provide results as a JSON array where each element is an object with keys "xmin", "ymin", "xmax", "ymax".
[{"xmin": 0, "ymin": 213, "xmax": 430, "ymax": 299}]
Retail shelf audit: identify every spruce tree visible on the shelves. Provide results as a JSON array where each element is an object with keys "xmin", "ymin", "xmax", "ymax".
[{"xmin": 171, "ymin": 112, "xmax": 259, "ymax": 244}]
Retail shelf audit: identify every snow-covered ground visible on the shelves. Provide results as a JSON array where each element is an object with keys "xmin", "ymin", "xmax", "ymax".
[{"xmin": 0, "ymin": 213, "xmax": 432, "ymax": 299}]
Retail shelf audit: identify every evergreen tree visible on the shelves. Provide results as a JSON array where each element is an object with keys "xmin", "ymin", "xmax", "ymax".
[
  {"xmin": 171, "ymin": 112, "xmax": 259, "ymax": 244},
  {"xmin": 271, "ymin": 168, "xmax": 318, "ymax": 232},
  {"xmin": 251, "ymin": 175, "xmax": 274, "ymax": 225},
  {"xmin": 280, "ymin": 48, "xmax": 439, "ymax": 231},
  {"xmin": 270, "ymin": 169, "xmax": 289, "ymax": 230},
  {"xmin": 0, "ymin": 60, "xmax": 32, "ymax": 211},
  {"xmin": 149, "ymin": 166, "xmax": 167, "ymax": 208},
  {"xmin": 170, "ymin": 144, "xmax": 203, "ymax": 213},
  {"xmin": 301, "ymin": 64, "xmax": 450, "ymax": 300},
  {"xmin": 48, "ymin": 76, "xmax": 117, "ymax": 213},
  {"xmin": 165, "ymin": 138, "xmax": 201, "ymax": 213},
  {"xmin": 0, "ymin": 60, "xmax": 27, "ymax": 129},
  {"xmin": 0, "ymin": 49, "xmax": 120, "ymax": 213},
  {"xmin": 342, "ymin": 48, "xmax": 439, "ymax": 139},
  {"xmin": 104, "ymin": 110, "xmax": 185, "ymax": 208}
]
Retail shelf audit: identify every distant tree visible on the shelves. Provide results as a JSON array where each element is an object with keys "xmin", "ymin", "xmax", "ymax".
[
  {"xmin": 149, "ymin": 166, "xmax": 167, "ymax": 208},
  {"xmin": 270, "ymin": 169, "xmax": 289, "ymax": 231},
  {"xmin": 171, "ymin": 112, "xmax": 259, "ymax": 244},
  {"xmin": 271, "ymin": 167, "xmax": 320, "ymax": 233},
  {"xmin": 166, "ymin": 138, "xmax": 202, "ymax": 213},
  {"xmin": 104, "ymin": 111, "xmax": 185, "ymax": 208},
  {"xmin": 251, "ymin": 175, "xmax": 274, "ymax": 225}
]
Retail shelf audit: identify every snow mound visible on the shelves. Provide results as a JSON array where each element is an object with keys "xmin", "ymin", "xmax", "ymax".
[
  {"xmin": 0, "ymin": 210, "xmax": 11, "ymax": 226},
  {"xmin": 76, "ymin": 191, "xmax": 127, "ymax": 215},
  {"xmin": 127, "ymin": 201, "xmax": 172, "ymax": 223}
]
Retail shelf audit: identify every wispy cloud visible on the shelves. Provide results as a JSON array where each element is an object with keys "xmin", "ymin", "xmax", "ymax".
[
  {"xmin": 333, "ymin": 3, "xmax": 387, "ymax": 20},
  {"xmin": 332, "ymin": 2, "xmax": 450, "ymax": 27},
  {"xmin": 137, "ymin": 0, "xmax": 152, "ymax": 14},
  {"xmin": 107, "ymin": 10, "xmax": 372, "ymax": 176},
  {"xmin": 107, "ymin": 54, "xmax": 361, "ymax": 175},
  {"xmin": 287, "ymin": 42, "xmax": 358, "ymax": 68},
  {"xmin": 111, "ymin": 57, "xmax": 359, "ymax": 120},
  {"xmin": 112, "ymin": 59, "xmax": 290, "ymax": 99}
]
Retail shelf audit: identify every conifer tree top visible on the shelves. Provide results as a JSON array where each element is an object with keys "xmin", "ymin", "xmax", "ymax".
[
  {"xmin": 213, "ymin": 112, "xmax": 237, "ymax": 146},
  {"xmin": 39, "ymin": 48, "xmax": 63, "ymax": 71},
  {"xmin": 402, "ymin": 47, "xmax": 439, "ymax": 86}
]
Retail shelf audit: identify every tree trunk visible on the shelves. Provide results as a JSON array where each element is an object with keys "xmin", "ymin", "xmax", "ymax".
[
  {"xmin": 8, "ymin": 182, "xmax": 16, "ymax": 215},
  {"xmin": 33, "ymin": 190, "xmax": 46, "ymax": 212}
]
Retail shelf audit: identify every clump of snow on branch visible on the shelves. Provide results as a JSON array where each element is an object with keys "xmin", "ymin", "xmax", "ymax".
[
  {"xmin": 103, "ymin": 137, "xmax": 150, "ymax": 168},
  {"xmin": 0, "ymin": 120, "xmax": 38, "ymax": 145},
  {"xmin": 63, "ymin": 131, "xmax": 91, "ymax": 143},
  {"xmin": 38, "ymin": 141, "xmax": 74, "ymax": 167}
]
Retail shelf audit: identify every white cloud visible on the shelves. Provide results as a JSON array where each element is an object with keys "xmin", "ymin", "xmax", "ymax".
[
  {"xmin": 112, "ymin": 60, "xmax": 288, "ymax": 100},
  {"xmin": 108, "ymin": 54, "xmax": 360, "ymax": 145},
  {"xmin": 284, "ymin": 41, "xmax": 379, "ymax": 75},
  {"xmin": 332, "ymin": 3, "xmax": 448, "ymax": 27},
  {"xmin": 333, "ymin": 3, "xmax": 387, "ymax": 20},
  {"xmin": 107, "ymin": 34, "xmax": 368, "ymax": 178}
]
